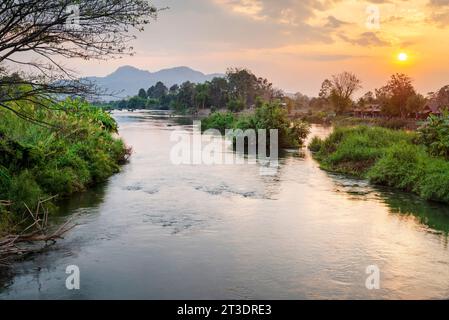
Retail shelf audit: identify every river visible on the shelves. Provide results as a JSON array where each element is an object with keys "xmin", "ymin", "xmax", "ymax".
[{"xmin": 1, "ymin": 110, "xmax": 449, "ymax": 299}]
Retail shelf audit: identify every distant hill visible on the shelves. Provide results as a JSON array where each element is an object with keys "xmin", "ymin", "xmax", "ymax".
[{"xmin": 84, "ymin": 66, "xmax": 223, "ymax": 100}]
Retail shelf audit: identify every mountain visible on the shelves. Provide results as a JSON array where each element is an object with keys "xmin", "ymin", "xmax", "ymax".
[{"xmin": 84, "ymin": 66, "xmax": 223, "ymax": 100}]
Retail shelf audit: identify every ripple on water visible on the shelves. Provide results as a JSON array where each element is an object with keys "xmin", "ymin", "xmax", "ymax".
[
  {"xmin": 142, "ymin": 211, "xmax": 206, "ymax": 235},
  {"xmin": 193, "ymin": 183, "xmax": 268, "ymax": 200},
  {"xmin": 122, "ymin": 183, "xmax": 160, "ymax": 195}
]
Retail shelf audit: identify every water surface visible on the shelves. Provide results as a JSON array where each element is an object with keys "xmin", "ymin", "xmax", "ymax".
[{"xmin": 1, "ymin": 110, "xmax": 449, "ymax": 300}]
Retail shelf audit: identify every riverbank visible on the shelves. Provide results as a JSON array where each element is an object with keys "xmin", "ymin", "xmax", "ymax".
[
  {"xmin": 0, "ymin": 99, "xmax": 130, "ymax": 239},
  {"xmin": 309, "ymin": 125, "xmax": 449, "ymax": 203},
  {"xmin": 2, "ymin": 112, "xmax": 449, "ymax": 299},
  {"xmin": 295, "ymin": 111, "xmax": 421, "ymax": 130}
]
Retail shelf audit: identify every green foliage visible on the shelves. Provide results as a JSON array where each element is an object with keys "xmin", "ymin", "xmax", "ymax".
[
  {"xmin": 368, "ymin": 142, "xmax": 449, "ymax": 202},
  {"xmin": 128, "ymin": 96, "xmax": 149, "ymax": 110},
  {"xmin": 308, "ymin": 136, "xmax": 323, "ymax": 153},
  {"xmin": 138, "ymin": 88, "xmax": 148, "ymax": 99},
  {"xmin": 376, "ymin": 73, "xmax": 418, "ymax": 118},
  {"xmin": 367, "ymin": 142, "xmax": 424, "ymax": 191},
  {"xmin": 313, "ymin": 126, "xmax": 415, "ymax": 175},
  {"xmin": 202, "ymin": 102, "xmax": 310, "ymax": 148},
  {"xmin": 62, "ymin": 99, "xmax": 119, "ymax": 133},
  {"xmin": 227, "ymin": 98, "xmax": 245, "ymax": 112},
  {"xmin": 417, "ymin": 111, "xmax": 449, "ymax": 159},
  {"xmin": 148, "ymin": 81, "xmax": 168, "ymax": 100},
  {"xmin": 102, "ymin": 68, "xmax": 281, "ymax": 114},
  {"xmin": 0, "ymin": 98, "xmax": 128, "ymax": 222},
  {"xmin": 7, "ymin": 171, "xmax": 44, "ymax": 213},
  {"xmin": 201, "ymin": 112, "xmax": 236, "ymax": 133},
  {"xmin": 312, "ymin": 125, "xmax": 449, "ymax": 203}
]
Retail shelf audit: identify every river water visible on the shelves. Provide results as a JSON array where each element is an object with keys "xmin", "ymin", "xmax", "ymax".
[{"xmin": 1, "ymin": 110, "xmax": 449, "ymax": 300}]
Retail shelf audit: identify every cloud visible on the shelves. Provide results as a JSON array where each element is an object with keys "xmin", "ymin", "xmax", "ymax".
[
  {"xmin": 428, "ymin": 11, "xmax": 449, "ymax": 27},
  {"xmin": 211, "ymin": 0, "xmax": 341, "ymax": 46},
  {"xmin": 214, "ymin": 0, "xmax": 337, "ymax": 23},
  {"xmin": 339, "ymin": 32, "xmax": 390, "ymax": 47},
  {"xmin": 426, "ymin": 0, "xmax": 449, "ymax": 27},
  {"xmin": 218, "ymin": 0, "xmax": 265, "ymax": 20},
  {"xmin": 298, "ymin": 53, "xmax": 359, "ymax": 61},
  {"xmin": 325, "ymin": 15, "xmax": 349, "ymax": 28},
  {"xmin": 428, "ymin": 0, "xmax": 449, "ymax": 7}
]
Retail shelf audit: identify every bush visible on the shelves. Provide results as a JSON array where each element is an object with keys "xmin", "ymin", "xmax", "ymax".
[
  {"xmin": 367, "ymin": 142, "xmax": 424, "ymax": 191},
  {"xmin": 202, "ymin": 102, "xmax": 310, "ymax": 148},
  {"xmin": 201, "ymin": 112, "xmax": 236, "ymax": 134},
  {"xmin": 417, "ymin": 111, "xmax": 449, "ymax": 159},
  {"xmin": 368, "ymin": 142, "xmax": 449, "ymax": 203},
  {"xmin": 308, "ymin": 136, "xmax": 323, "ymax": 153},
  {"xmin": 313, "ymin": 126, "xmax": 414, "ymax": 175},
  {"xmin": 313, "ymin": 125, "xmax": 449, "ymax": 203},
  {"xmin": 0, "ymin": 98, "xmax": 129, "ymax": 223},
  {"xmin": 228, "ymin": 98, "xmax": 245, "ymax": 112}
]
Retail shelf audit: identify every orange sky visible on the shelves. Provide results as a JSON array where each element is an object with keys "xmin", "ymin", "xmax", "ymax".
[{"xmin": 73, "ymin": 0, "xmax": 449, "ymax": 96}]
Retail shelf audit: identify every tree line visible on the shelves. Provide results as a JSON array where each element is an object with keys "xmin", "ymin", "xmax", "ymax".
[
  {"xmin": 294, "ymin": 72, "xmax": 448, "ymax": 119},
  {"xmin": 107, "ymin": 69, "xmax": 448, "ymax": 119},
  {"xmin": 106, "ymin": 68, "xmax": 284, "ymax": 113}
]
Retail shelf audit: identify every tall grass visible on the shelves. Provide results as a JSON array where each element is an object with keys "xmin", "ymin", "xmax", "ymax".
[
  {"xmin": 0, "ymin": 98, "xmax": 128, "ymax": 234},
  {"xmin": 309, "ymin": 125, "xmax": 449, "ymax": 203}
]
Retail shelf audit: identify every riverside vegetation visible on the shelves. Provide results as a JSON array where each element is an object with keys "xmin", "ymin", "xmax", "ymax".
[
  {"xmin": 0, "ymin": 98, "xmax": 129, "ymax": 236},
  {"xmin": 0, "ymin": 0, "xmax": 156, "ymax": 262},
  {"xmin": 201, "ymin": 101, "xmax": 310, "ymax": 148},
  {"xmin": 309, "ymin": 111, "xmax": 449, "ymax": 203}
]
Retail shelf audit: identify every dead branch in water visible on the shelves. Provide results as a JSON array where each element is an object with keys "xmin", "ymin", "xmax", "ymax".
[{"xmin": 0, "ymin": 197, "xmax": 76, "ymax": 266}]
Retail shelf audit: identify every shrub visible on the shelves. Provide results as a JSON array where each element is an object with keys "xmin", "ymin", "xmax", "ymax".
[
  {"xmin": 202, "ymin": 102, "xmax": 310, "ymax": 148},
  {"xmin": 417, "ymin": 111, "xmax": 449, "ymax": 159},
  {"xmin": 228, "ymin": 98, "xmax": 245, "ymax": 112},
  {"xmin": 313, "ymin": 125, "xmax": 449, "ymax": 203},
  {"xmin": 201, "ymin": 112, "xmax": 236, "ymax": 134},
  {"xmin": 308, "ymin": 136, "xmax": 323, "ymax": 153},
  {"xmin": 0, "ymin": 98, "xmax": 128, "ymax": 224},
  {"xmin": 314, "ymin": 126, "xmax": 414, "ymax": 175},
  {"xmin": 367, "ymin": 142, "xmax": 424, "ymax": 191}
]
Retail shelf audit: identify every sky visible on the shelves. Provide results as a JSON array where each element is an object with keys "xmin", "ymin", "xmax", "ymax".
[{"xmin": 73, "ymin": 0, "xmax": 449, "ymax": 97}]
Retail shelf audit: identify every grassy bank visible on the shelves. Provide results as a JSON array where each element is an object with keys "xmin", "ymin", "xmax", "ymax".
[
  {"xmin": 309, "ymin": 124, "xmax": 449, "ymax": 204},
  {"xmin": 201, "ymin": 102, "xmax": 310, "ymax": 148},
  {"xmin": 0, "ymin": 99, "xmax": 129, "ymax": 235},
  {"xmin": 296, "ymin": 111, "xmax": 420, "ymax": 130}
]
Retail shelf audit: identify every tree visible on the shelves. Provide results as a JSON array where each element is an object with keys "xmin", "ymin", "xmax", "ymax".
[
  {"xmin": 169, "ymin": 84, "xmax": 180, "ymax": 95},
  {"xmin": 406, "ymin": 93, "xmax": 426, "ymax": 115},
  {"xmin": 128, "ymin": 96, "xmax": 147, "ymax": 110},
  {"xmin": 318, "ymin": 79, "xmax": 333, "ymax": 100},
  {"xmin": 208, "ymin": 77, "xmax": 228, "ymax": 109},
  {"xmin": 0, "ymin": 0, "xmax": 158, "ymax": 122},
  {"xmin": 176, "ymin": 81, "xmax": 196, "ymax": 111},
  {"xmin": 147, "ymin": 82, "xmax": 167, "ymax": 99},
  {"xmin": 226, "ymin": 68, "xmax": 276, "ymax": 109},
  {"xmin": 227, "ymin": 68, "xmax": 257, "ymax": 108},
  {"xmin": 147, "ymin": 86, "xmax": 155, "ymax": 98},
  {"xmin": 194, "ymin": 83, "xmax": 210, "ymax": 109},
  {"xmin": 435, "ymin": 85, "xmax": 449, "ymax": 108},
  {"xmin": 138, "ymin": 88, "xmax": 148, "ymax": 99},
  {"xmin": 118, "ymin": 99, "xmax": 129, "ymax": 110},
  {"xmin": 376, "ymin": 74, "xmax": 416, "ymax": 118},
  {"xmin": 329, "ymin": 72, "xmax": 362, "ymax": 114},
  {"xmin": 228, "ymin": 98, "xmax": 245, "ymax": 112},
  {"xmin": 294, "ymin": 92, "xmax": 310, "ymax": 110},
  {"xmin": 357, "ymin": 91, "xmax": 375, "ymax": 109},
  {"xmin": 159, "ymin": 94, "xmax": 173, "ymax": 110}
]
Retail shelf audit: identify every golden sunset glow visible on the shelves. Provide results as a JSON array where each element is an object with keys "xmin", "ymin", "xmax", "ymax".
[
  {"xmin": 76, "ymin": 0, "xmax": 449, "ymax": 96},
  {"xmin": 398, "ymin": 53, "xmax": 408, "ymax": 62}
]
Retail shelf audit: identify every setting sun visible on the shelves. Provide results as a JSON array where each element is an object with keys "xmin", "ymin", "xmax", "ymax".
[{"xmin": 398, "ymin": 52, "xmax": 408, "ymax": 62}]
